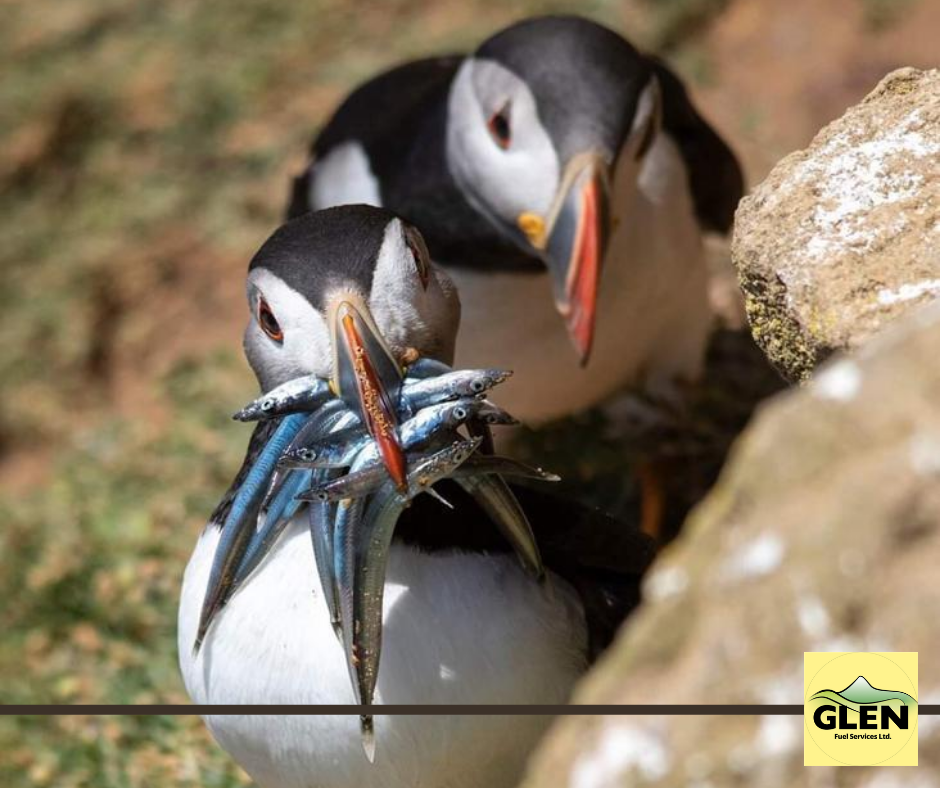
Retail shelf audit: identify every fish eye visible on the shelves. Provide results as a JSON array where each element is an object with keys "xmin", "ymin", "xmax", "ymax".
[
  {"xmin": 487, "ymin": 102, "xmax": 511, "ymax": 150},
  {"xmin": 257, "ymin": 297, "xmax": 284, "ymax": 343},
  {"xmin": 261, "ymin": 398, "xmax": 275, "ymax": 412},
  {"xmin": 300, "ymin": 448, "xmax": 317, "ymax": 462},
  {"xmin": 453, "ymin": 407, "xmax": 468, "ymax": 421},
  {"xmin": 485, "ymin": 414, "xmax": 498, "ymax": 424},
  {"xmin": 404, "ymin": 225, "xmax": 431, "ymax": 290},
  {"xmin": 316, "ymin": 491, "xmax": 329, "ymax": 502},
  {"xmin": 470, "ymin": 380, "xmax": 485, "ymax": 393}
]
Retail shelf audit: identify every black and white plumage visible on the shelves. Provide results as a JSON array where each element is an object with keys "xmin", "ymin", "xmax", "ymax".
[
  {"xmin": 288, "ymin": 15, "xmax": 743, "ymax": 423},
  {"xmin": 178, "ymin": 206, "xmax": 654, "ymax": 788}
]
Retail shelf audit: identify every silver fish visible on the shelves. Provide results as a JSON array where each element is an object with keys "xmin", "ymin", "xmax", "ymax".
[
  {"xmin": 195, "ymin": 413, "xmax": 308, "ymax": 652},
  {"xmin": 277, "ymin": 424, "xmax": 369, "ymax": 470},
  {"xmin": 455, "ymin": 474, "xmax": 544, "ymax": 579},
  {"xmin": 300, "ymin": 465, "xmax": 386, "ymax": 503},
  {"xmin": 257, "ymin": 402, "xmax": 359, "ymax": 526},
  {"xmin": 351, "ymin": 439, "xmax": 480, "ymax": 745},
  {"xmin": 402, "ymin": 356, "xmax": 452, "ymax": 379},
  {"xmin": 305, "ymin": 450, "xmax": 558, "ymax": 504},
  {"xmin": 308, "ymin": 487, "xmax": 342, "ymax": 638},
  {"xmin": 292, "ymin": 399, "xmax": 481, "ymax": 480},
  {"xmin": 398, "ymin": 398, "xmax": 483, "ymax": 446},
  {"xmin": 229, "ymin": 407, "xmax": 360, "ymax": 620},
  {"xmin": 232, "ymin": 468, "xmax": 314, "ymax": 588},
  {"xmin": 232, "ymin": 375, "xmax": 332, "ymax": 422},
  {"xmin": 401, "ymin": 368, "xmax": 512, "ymax": 411},
  {"xmin": 475, "ymin": 401, "xmax": 520, "ymax": 427},
  {"xmin": 457, "ymin": 454, "xmax": 560, "ymax": 483},
  {"xmin": 334, "ymin": 493, "xmax": 368, "ymax": 699},
  {"xmin": 332, "ymin": 443, "xmax": 381, "ymax": 668}
]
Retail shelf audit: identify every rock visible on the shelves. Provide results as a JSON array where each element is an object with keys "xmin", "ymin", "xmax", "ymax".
[
  {"xmin": 733, "ymin": 67, "xmax": 940, "ymax": 382},
  {"xmin": 520, "ymin": 302, "xmax": 940, "ymax": 786}
]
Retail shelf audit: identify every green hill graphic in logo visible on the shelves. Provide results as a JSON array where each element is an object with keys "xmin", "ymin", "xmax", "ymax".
[{"xmin": 811, "ymin": 676, "xmax": 918, "ymax": 711}]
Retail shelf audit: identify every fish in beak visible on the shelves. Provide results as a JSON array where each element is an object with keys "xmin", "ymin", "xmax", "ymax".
[
  {"xmin": 330, "ymin": 299, "xmax": 408, "ymax": 492},
  {"xmin": 519, "ymin": 153, "xmax": 611, "ymax": 364}
]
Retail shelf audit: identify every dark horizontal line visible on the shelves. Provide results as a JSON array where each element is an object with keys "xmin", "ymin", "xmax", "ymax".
[
  {"xmin": 1, "ymin": 705, "xmax": 936, "ymax": 716},
  {"xmin": 4, "ymin": 704, "xmax": 800, "ymax": 715}
]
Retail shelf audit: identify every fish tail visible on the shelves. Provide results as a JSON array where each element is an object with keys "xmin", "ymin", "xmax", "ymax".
[{"xmin": 360, "ymin": 714, "xmax": 376, "ymax": 763}]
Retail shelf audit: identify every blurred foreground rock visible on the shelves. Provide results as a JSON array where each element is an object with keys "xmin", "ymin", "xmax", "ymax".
[
  {"xmin": 733, "ymin": 67, "xmax": 940, "ymax": 382},
  {"xmin": 520, "ymin": 302, "xmax": 940, "ymax": 786}
]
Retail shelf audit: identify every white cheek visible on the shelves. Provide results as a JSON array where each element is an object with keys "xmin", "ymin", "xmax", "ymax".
[
  {"xmin": 246, "ymin": 269, "xmax": 333, "ymax": 388},
  {"xmin": 280, "ymin": 308, "xmax": 332, "ymax": 378},
  {"xmin": 447, "ymin": 59, "xmax": 560, "ymax": 222},
  {"xmin": 368, "ymin": 222, "xmax": 459, "ymax": 363},
  {"xmin": 369, "ymin": 224, "xmax": 426, "ymax": 353}
]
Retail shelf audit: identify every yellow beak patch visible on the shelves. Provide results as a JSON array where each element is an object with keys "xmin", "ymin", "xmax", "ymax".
[{"xmin": 517, "ymin": 212, "xmax": 547, "ymax": 249}]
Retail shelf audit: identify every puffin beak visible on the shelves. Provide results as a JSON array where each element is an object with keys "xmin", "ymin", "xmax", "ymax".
[
  {"xmin": 521, "ymin": 154, "xmax": 611, "ymax": 364},
  {"xmin": 330, "ymin": 299, "xmax": 407, "ymax": 492}
]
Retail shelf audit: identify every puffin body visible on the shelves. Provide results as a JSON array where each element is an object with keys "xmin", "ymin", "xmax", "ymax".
[
  {"xmin": 289, "ymin": 16, "xmax": 743, "ymax": 423},
  {"xmin": 179, "ymin": 519, "xmax": 584, "ymax": 788},
  {"xmin": 179, "ymin": 206, "xmax": 653, "ymax": 788}
]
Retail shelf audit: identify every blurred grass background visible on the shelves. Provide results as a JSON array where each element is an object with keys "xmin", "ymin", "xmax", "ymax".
[{"xmin": 0, "ymin": 0, "xmax": 936, "ymax": 784}]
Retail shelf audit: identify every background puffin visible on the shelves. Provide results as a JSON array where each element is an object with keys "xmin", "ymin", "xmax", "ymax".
[
  {"xmin": 287, "ymin": 15, "xmax": 744, "ymax": 424},
  {"xmin": 178, "ymin": 205, "xmax": 654, "ymax": 788}
]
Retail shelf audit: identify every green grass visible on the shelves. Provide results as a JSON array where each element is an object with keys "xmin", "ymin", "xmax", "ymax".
[
  {"xmin": 0, "ymin": 351, "xmax": 253, "ymax": 785},
  {"xmin": 0, "ymin": 0, "xmax": 733, "ymax": 784}
]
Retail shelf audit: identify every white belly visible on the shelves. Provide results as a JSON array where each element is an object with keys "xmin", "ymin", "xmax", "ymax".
[{"xmin": 178, "ymin": 516, "xmax": 587, "ymax": 788}]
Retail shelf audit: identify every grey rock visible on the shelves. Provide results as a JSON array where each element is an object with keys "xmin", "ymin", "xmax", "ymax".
[
  {"xmin": 733, "ymin": 67, "xmax": 940, "ymax": 382},
  {"xmin": 520, "ymin": 302, "xmax": 940, "ymax": 786}
]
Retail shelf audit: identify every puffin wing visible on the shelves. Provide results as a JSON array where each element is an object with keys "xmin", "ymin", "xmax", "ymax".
[
  {"xmin": 395, "ymin": 480, "xmax": 656, "ymax": 661},
  {"xmin": 508, "ymin": 484, "xmax": 656, "ymax": 659},
  {"xmin": 286, "ymin": 55, "xmax": 464, "ymax": 220},
  {"xmin": 650, "ymin": 57, "xmax": 745, "ymax": 234}
]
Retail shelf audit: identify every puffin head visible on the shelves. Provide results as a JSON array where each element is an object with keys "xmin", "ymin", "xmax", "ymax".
[
  {"xmin": 244, "ymin": 204, "xmax": 460, "ymax": 488},
  {"xmin": 445, "ymin": 16, "xmax": 661, "ymax": 362}
]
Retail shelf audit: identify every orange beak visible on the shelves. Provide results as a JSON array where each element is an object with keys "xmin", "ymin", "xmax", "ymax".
[
  {"xmin": 332, "ymin": 300, "xmax": 407, "ymax": 493},
  {"xmin": 544, "ymin": 156, "xmax": 611, "ymax": 365}
]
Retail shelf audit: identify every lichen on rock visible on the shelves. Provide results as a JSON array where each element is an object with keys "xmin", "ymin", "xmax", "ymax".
[{"xmin": 733, "ymin": 67, "xmax": 940, "ymax": 382}]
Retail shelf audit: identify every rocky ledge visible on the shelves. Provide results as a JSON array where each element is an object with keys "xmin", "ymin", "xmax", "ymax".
[
  {"xmin": 733, "ymin": 67, "xmax": 940, "ymax": 383},
  {"xmin": 519, "ymin": 68, "xmax": 940, "ymax": 787}
]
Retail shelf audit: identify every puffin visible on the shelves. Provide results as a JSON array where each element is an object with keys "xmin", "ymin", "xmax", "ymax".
[
  {"xmin": 178, "ymin": 205, "xmax": 655, "ymax": 788},
  {"xmin": 287, "ymin": 15, "xmax": 744, "ymax": 424}
]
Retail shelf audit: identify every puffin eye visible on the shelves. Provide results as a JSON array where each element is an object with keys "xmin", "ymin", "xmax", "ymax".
[
  {"xmin": 487, "ymin": 103, "xmax": 512, "ymax": 150},
  {"xmin": 257, "ymin": 297, "xmax": 284, "ymax": 343},
  {"xmin": 403, "ymin": 225, "xmax": 431, "ymax": 290}
]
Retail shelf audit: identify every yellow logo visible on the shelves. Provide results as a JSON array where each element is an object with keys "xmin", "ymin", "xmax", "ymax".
[{"xmin": 804, "ymin": 652, "xmax": 918, "ymax": 765}]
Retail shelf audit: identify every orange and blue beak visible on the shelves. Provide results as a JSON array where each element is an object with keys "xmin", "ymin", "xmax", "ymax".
[
  {"xmin": 519, "ymin": 154, "xmax": 611, "ymax": 364},
  {"xmin": 330, "ymin": 300, "xmax": 408, "ymax": 493}
]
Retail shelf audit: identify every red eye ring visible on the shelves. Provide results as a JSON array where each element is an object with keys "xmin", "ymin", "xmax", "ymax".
[
  {"xmin": 487, "ymin": 103, "xmax": 512, "ymax": 150},
  {"xmin": 257, "ymin": 297, "xmax": 283, "ymax": 343}
]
